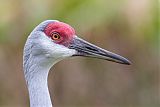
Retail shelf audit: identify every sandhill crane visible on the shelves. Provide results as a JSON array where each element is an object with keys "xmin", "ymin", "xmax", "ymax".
[{"xmin": 23, "ymin": 20, "xmax": 131, "ymax": 107}]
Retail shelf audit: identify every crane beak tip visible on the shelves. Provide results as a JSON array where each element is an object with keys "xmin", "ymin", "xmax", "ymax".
[{"xmin": 122, "ymin": 60, "xmax": 132, "ymax": 65}]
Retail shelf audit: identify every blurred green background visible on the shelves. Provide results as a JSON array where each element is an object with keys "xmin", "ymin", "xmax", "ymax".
[{"xmin": 0, "ymin": 0, "xmax": 159, "ymax": 107}]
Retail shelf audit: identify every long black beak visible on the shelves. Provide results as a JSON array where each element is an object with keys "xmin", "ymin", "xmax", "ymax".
[{"xmin": 69, "ymin": 36, "xmax": 131, "ymax": 65}]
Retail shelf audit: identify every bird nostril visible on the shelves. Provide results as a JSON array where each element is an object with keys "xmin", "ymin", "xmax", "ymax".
[{"xmin": 85, "ymin": 46, "xmax": 98, "ymax": 52}]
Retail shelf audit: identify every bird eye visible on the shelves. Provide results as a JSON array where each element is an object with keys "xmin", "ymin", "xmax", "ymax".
[{"xmin": 51, "ymin": 32, "xmax": 61, "ymax": 40}]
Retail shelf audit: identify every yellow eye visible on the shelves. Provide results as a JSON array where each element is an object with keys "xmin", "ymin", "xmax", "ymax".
[{"xmin": 51, "ymin": 32, "xmax": 61, "ymax": 40}]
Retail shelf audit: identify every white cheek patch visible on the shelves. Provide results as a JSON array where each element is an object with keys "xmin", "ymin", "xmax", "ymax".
[
  {"xmin": 39, "ymin": 34, "xmax": 76, "ymax": 58},
  {"xmin": 49, "ymin": 43, "xmax": 76, "ymax": 58}
]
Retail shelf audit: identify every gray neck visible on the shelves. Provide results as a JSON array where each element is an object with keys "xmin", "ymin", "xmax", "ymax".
[{"xmin": 25, "ymin": 65, "xmax": 52, "ymax": 107}]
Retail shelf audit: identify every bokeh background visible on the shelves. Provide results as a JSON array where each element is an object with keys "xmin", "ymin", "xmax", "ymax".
[{"xmin": 0, "ymin": 0, "xmax": 159, "ymax": 107}]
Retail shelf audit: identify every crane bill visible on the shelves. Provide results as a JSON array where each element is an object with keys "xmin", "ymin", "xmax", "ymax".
[{"xmin": 69, "ymin": 36, "xmax": 131, "ymax": 65}]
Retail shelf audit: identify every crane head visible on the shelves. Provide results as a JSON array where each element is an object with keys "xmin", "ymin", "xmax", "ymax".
[{"xmin": 24, "ymin": 20, "xmax": 131, "ymax": 68}]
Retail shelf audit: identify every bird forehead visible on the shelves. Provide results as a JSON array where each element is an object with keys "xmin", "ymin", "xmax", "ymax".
[{"xmin": 44, "ymin": 22, "xmax": 75, "ymax": 36}]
